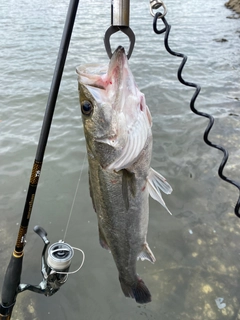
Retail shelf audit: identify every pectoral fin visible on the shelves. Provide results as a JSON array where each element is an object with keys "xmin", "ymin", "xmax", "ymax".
[
  {"xmin": 122, "ymin": 170, "xmax": 136, "ymax": 210},
  {"xmin": 98, "ymin": 225, "xmax": 111, "ymax": 252},
  {"xmin": 147, "ymin": 167, "xmax": 172, "ymax": 215},
  {"xmin": 107, "ymin": 112, "xmax": 149, "ymax": 171},
  {"xmin": 89, "ymin": 172, "xmax": 96, "ymax": 212}
]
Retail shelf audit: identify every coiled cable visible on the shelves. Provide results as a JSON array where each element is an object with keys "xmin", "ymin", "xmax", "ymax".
[{"xmin": 153, "ymin": 12, "xmax": 240, "ymax": 218}]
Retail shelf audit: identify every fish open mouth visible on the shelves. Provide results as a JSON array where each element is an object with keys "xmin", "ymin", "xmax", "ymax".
[
  {"xmin": 76, "ymin": 46, "xmax": 128, "ymax": 91},
  {"xmin": 76, "ymin": 63, "xmax": 108, "ymax": 89}
]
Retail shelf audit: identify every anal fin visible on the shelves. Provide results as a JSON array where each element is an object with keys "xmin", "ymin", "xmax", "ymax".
[{"xmin": 137, "ymin": 243, "xmax": 156, "ymax": 263}]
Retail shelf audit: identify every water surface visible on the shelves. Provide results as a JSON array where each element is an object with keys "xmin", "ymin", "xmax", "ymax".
[{"xmin": 0, "ymin": 0, "xmax": 240, "ymax": 319}]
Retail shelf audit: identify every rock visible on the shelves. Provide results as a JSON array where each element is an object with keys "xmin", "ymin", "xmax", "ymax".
[
  {"xmin": 214, "ymin": 38, "xmax": 228, "ymax": 42},
  {"xmin": 225, "ymin": 0, "xmax": 240, "ymax": 14}
]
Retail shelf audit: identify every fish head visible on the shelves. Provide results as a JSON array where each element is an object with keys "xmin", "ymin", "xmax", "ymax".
[{"xmin": 77, "ymin": 46, "xmax": 152, "ymax": 170}]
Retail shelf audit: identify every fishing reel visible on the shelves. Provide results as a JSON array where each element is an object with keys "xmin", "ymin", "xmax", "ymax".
[{"xmin": 18, "ymin": 226, "xmax": 84, "ymax": 297}]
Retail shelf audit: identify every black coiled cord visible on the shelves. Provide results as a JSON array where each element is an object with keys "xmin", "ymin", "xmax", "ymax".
[{"xmin": 153, "ymin": 12, "xmax": 240, "ymax": 218}]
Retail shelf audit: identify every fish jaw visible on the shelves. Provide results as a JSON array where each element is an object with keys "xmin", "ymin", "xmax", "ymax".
[{"xmin": 77, "ymin": 46, "xmax": 152, "ymax": 171}]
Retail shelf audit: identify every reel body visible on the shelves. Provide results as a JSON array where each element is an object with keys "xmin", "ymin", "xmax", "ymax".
[{"xmin": 18, "ymin": 226, "xmax": 75, "ymax": 297}]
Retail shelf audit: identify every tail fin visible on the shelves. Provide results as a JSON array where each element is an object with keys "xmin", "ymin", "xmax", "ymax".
[{"xmin": 119, "ymin": 276, "xmax": 151, "ymax": 304}]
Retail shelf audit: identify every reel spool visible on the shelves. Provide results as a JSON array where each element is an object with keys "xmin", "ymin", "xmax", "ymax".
[{"xmin": 47, "ymin": 241, "xmax": 74, "ymax": 272}]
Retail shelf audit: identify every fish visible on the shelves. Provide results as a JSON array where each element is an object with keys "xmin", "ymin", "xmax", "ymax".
[{"xmin": 77, "ymin": 46, "xmax": 172, "ymax": 304}]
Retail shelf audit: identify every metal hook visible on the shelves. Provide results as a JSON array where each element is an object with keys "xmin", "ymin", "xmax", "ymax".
[{"xmin": 104, "ymin": 26, "xmax": 135, "ymax": 59}]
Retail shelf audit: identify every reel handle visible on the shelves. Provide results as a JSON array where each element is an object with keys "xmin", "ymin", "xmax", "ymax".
[{"xmin": 34, "ymin": 225, "xmax": 49, "ymax": 244}]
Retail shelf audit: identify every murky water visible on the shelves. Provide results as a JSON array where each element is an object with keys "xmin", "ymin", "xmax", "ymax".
[{"xmin": 1, "ymin": 0, "xmax": 240, "ymax": 319}]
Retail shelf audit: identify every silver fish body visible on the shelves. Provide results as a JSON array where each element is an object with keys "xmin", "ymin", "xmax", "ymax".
[{"xmin": 77, "ymin": 46, "xmax": 172, "ymax": 304}]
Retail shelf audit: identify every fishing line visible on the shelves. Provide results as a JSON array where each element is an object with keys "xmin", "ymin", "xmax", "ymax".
[
  {"xmin": 63, "ymin": 152, "xmax": 87, "ymax": 241},
  {"xmin": 153, "ymin": 12, "xmax": 240, "ymax": 218}
]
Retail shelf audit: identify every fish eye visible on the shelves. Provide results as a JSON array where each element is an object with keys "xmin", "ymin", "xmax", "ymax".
[{"xmin": 81, "ymin": 100, "xmax": 93, "ymax": 115}]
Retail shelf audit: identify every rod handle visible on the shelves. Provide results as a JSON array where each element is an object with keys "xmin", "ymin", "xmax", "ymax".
[{"xmin": 0, "ymin": 253, "xmax": 23, "ymax": 316}]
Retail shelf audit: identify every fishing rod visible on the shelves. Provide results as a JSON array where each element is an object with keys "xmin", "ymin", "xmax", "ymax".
[{"xmin": 0, "ymin": 0, "xmax": 81, "ymax": 318}]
